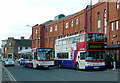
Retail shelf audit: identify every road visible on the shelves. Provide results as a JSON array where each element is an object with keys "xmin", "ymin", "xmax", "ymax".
[{"xmin": 1, "ymin": 61, "xmax": 120, "ymax": 83}]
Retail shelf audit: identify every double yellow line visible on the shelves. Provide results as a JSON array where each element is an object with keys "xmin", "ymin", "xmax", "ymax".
[{"xmin": 1, "ymin": 64, "xmax": 17, "ymax": 83}]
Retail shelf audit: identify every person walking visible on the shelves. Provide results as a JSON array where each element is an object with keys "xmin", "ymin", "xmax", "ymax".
[{"xmin": 112, "ymin": 55, "xmax": 116, "ymax": 70}]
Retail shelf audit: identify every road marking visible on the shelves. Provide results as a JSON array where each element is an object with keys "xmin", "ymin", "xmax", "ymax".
[{"xmin": 1, "ymin": 64, "xmax": 17, "ymax": 83}]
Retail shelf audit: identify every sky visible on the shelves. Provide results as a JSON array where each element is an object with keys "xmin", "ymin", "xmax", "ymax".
[{"xmin": 0, "ymin": 0, "xmax": 98, "ymax": 48}]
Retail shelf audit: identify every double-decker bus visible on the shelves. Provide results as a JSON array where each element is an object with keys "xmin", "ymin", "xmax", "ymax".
[
  {"xmin": 55, "ymin": 32, "xmax": 106, "ymax": 69},
  {"xmin": 24, "ymin": 48, "xmax": 55, "ymax": 69}
]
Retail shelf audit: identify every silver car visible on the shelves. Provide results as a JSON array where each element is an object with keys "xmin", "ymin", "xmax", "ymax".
[{"xmin": 4, "ymin": 59, "xmax": 15, "ymax": 67}]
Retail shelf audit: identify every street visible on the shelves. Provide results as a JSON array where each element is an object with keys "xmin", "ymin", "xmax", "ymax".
[{"xmin": 1, "ymin": 61, "xmax": 119, "ymax": 83}]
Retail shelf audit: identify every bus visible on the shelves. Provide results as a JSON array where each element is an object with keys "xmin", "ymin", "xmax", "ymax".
[
  {"xmin": 24, "ymin": 48, "xmax": 55, "ymax": 69},
  {"xmin": 7, "ymin": 53, "xmax": 13, "ymax": 59},
  {"xmin": 55, "ymin": 32, "xmax": 106, "ymax": 70},
  {"xmin": 19, "ymin": 49, "xmax": 32, "ymax": 65}
]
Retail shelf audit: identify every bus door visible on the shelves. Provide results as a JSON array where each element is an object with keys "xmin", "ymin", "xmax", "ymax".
[
  {"xmin": 32, "ymin": 52, "xmax": 37, "ymax": 68},
  {"xmin": 79, "ymin": 51, "xmax": 86, "ymax": 69}
]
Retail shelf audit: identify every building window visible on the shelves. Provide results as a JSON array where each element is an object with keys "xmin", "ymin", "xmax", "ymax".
[
  {"xmin": 97, "ymin": 12, "xmax": 101, "ymax": 32},
  {"xmin": 71, "ymin": 21, "xmax": 73, "ymax": 27},
  {"xmin": 117, "ymin": 41, "xmax": 119, "ymax": 44},
  {"xmin": 116, "ymin": 21, "xmax": 119, "ymax": 30},
  {"xmin": 9, "ymin": 43, "xmax": 12, "ymax": 46},
  {"xmin": 104, "ymin": 10, "xmax": 107, "ymax": 34},
  {"xmin": 75, "ymin": 32, "xmax": 78, "ymax": 34},
  {"xmin": 55, "ymin": 25, "xmax": 57, "ymax": 31},
  {"xmin": 46, "ymin": 38, "xmax": 48, "ymax": 43},
  {"xmin": 35, "ymin": 30, "xmax": 37, "ymax": 35},
  {"xmin": 35, "ymin": 39, "xmax": 38, "ymax": 44},
  {"xmin": 111, "ymin": 22, "xmax": 114, "ymax": 31},
  {"xmin": 65, "ymin": 22, "xmax": 68, "ymax": 28},
  {"xmin": 76, "ymin": 18, "xmax": 78, "ymax": 26},
  {"xmin": 46, "ymin": 28, "xmax": 47, "ymax": 33},
  {"xmin": 54, "ymin": 37, "xmax": 56, "ymax": 42},
  {"xmin": 117, "ymin": 0, "xmax": 120, "ymax": 9},
  {"xmin": 49, "ymin": 37, "xmax": 53, "ymax": 44},
  {"xmin": 50, "ymin": 27, "xmax": 52, "ymax": 32}
]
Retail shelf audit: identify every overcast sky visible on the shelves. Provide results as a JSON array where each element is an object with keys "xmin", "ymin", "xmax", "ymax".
[{"xmin": 0, "ymin": 0, "xmax": 98, "ymax": 47}]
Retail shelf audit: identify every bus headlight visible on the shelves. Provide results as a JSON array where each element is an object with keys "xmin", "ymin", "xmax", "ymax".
[
  {"xmin": 52, "ymin": 63, "xmax": 54, "ymax": 65},
  {"xmin": 87, "ymin": 62, "xmax": 91, "ymax": 66},
  {"xmin": 38, "ymin": 64, "xmax": 41, "ymax": 65},
  {"xmin": 101, "ymin": 62, "xmax": 105, "ymax": 66}
]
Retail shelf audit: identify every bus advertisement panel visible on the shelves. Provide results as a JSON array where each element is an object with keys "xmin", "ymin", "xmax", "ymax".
[{"xmin": 55, "ymin": 32, "xmax": 106, "ymax": 70}]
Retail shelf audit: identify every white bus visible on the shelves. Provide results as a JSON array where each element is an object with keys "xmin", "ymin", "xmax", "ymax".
[{"xmin": 24, "ymin": 48, "xmax": 55, "ymax": 69}]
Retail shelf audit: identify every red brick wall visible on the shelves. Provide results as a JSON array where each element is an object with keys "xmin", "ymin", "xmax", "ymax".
[{"xmin": 32, "ymin": 2, "xmax": 120, "ymax": 50}]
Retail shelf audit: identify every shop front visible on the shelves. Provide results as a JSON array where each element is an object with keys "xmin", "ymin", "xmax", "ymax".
[{"xmin": 105, "ymin": 45, "xmax": 120, "ymax": 68}]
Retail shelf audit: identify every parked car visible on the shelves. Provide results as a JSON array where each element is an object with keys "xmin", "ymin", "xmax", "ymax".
[
  {"xmin": 3, "ymin": 59, "xmax": 15, "ymax": 67},
  {"xmin": 2, "ymin": 58, "xmax": 7, "ymax": 63}
]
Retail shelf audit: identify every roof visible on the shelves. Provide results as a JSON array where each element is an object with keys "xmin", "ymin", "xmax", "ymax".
[
  {"xmin": 40, "ymin": 2, "xmax": 103, "ymax": 26},
  {"xmin": 42, "ymin": 20, "xmax": 53, "ymax": 25},
  {"xmin": 14, "ymin": 39, "xmax": 32, "ymax": 47}
]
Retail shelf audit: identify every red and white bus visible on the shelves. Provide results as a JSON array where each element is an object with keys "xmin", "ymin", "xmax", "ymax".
[
  {"xmin": 24, "ymin": 48, "xmax": 55, "ymax": 69},
  {"xmin": 55, "ymin": 32, "xmax": 106, "ymax": 69}
]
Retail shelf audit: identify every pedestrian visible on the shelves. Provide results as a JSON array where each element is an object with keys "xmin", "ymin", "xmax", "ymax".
[{"xmin": 112, "ymin": 55, "xmax": 116, "ymax": 70}]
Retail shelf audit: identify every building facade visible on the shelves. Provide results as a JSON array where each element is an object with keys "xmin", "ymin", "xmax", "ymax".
[
  {"xmin": 32, "ymin": 2, "xmax": 120, "ymax": 64},
  {"xmin": 1, "ymin": 37, "xmax": 32, "ymax": 59}
]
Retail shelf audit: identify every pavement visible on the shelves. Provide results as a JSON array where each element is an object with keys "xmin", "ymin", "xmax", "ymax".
[{"xmin": 0, "ymin": 60, "xmax": 2, "ymax": 83}]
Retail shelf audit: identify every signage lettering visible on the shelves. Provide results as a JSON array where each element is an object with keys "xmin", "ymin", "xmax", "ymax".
[
  {"xmin": 90, "ymin": 45, "xmax": 102, "ymax": 49},
  {"xmin": 37, "ymin": 48, "xmax": 52, "ymax": 51}
]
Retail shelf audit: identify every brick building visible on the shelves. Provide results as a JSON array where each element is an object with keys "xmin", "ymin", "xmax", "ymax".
[
  {"xmin": 2, "ymin": 37, "xmax": 32, "ymax": 59},
  {"xmin": 32, "ymin": 2, "xmax": 120, "ymax": 62}
]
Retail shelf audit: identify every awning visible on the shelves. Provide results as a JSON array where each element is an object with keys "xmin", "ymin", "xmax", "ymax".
[{"xmin": 105, "ymin": 45, "xmax": 120, "ymax": 50}]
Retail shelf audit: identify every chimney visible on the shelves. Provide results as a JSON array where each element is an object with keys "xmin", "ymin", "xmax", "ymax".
[
  {"xmin": 8, "ymin": 37, "xmax": 14, "ymax": 40},
  {"xmin": 21, "ymin": 36, "xmax": 24, "ymax": 39}
]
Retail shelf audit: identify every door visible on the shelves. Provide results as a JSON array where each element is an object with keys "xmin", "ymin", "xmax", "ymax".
[
  {"xmin": 79, "ymin": 51, "xmax": 86, "ymax": 69},
  {"xmin": 33, "ymin": 52, "xmax": 37, "ymax": 68}
]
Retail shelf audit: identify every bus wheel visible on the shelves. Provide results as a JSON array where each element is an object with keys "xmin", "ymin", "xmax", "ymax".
[
  {"xmin": 75, "ymin": 63, "xmax": 79, "ymax": 70},
  {"xmin": 58, "ymin": 63, "xmax": 61, "ymax": 68}
]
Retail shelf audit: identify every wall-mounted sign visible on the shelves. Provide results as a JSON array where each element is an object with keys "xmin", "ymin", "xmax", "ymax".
[{"xmin": 112, "ymin": 35, "xmax": 117, "ymax": 38}]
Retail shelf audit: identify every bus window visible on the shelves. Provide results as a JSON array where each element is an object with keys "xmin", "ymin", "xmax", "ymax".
[
  {"xmin": 34, "ymin": 52, "xmax": 37, "ymax": 59},
  {"xmin": 74, "ymin": 36, "xmax": 80, "ymax": 43},
  {"xmin": 69, "ymin": 37, "xmax": 74, "ymax": 44},
  {"xmin": 80, "ymin": 52, "xmax": 86, "ymax": 60},
  {"xmin": 59, "ymin": 40, "xmax": 62, "ymax": 45},
  {"xmin": 80, "ymin": 35, "xmax": 85, "ymax": 42},
  {"xmin": 86, "ymin": 51, "xmax": 105, "ymax": 60},
  {"xmin": 63, "ymin": 39, "xmax": 67, "ymax": 45},
  {"xmin": 86, "ymin": 33, "xmax": 104, "ymax": 42},
  {"xmin": 37, "ymin": 52, "xmax": 46, "ymax": 60},
  {"xmin": 86, "ymin": 33, "xmax": 95, "ymax": 42},
  {"xmin": 7, "ymin": 54, "xmax": 13, "ymax": 59},
  {"xmin": 66, "ymin": 38, "xmax": 69, "ymax": 44},
  {"xmin": 96, "ymin": 34, "xmax": 104, "ymax": 42},
  {"xmin": 56, "ymin": 40, "xmax": 59, "ymax": 46},
  {"xmin": 57, "ymin": 53, "xmax": 69, "ymax": 59}
]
